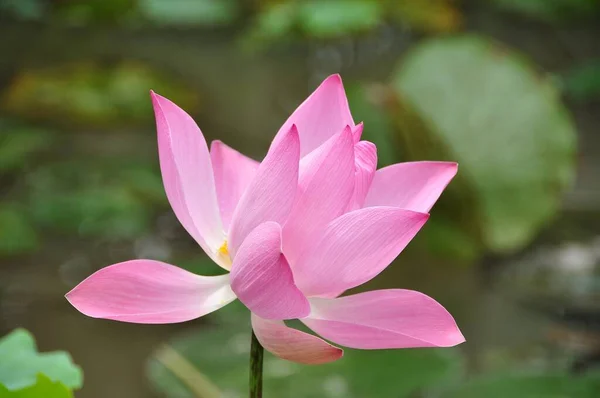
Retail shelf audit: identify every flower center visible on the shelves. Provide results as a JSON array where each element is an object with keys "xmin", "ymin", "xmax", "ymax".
[{"xmin": 216, "ymin": 240, "xmax": 232, "ymax": 270}]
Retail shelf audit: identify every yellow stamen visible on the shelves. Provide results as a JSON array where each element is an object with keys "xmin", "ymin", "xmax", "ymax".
[
  {"xmin": 218, "ymin": 241, "xmax": 229, "ymax": 256},
  {"xmin": 216, "ymin": 240, "xmax": 232, "ymax": 270}
]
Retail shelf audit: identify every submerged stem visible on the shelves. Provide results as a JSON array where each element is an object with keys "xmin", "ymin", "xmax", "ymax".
[{"xmin": 249, "ymin": 329, "xmax": 264, "ymax": 398}]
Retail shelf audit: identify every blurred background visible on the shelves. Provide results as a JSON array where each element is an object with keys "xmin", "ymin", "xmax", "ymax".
[{"xmin": 0, "ymin": 0, "xmax": 599, "ymax": 397}]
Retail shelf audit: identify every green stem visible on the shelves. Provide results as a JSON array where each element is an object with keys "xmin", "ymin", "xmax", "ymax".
[{"xmin": 249, "ymin": 329, "xmax": 264, "ymax": 398}]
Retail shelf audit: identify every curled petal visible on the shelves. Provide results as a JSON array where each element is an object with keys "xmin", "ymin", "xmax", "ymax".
[
  {"xmin": 230, "ymin": 222, "xmax": 309, "ymax": 320},
  {"xmin": 364, "ymin": 161, "xmax": 458, "ymax": 212},
  {"xmin": 66, "ymin": 260, "xmax": 235, "ymax": 324},
  {"xmin": 210, "ymin": 140, "xmax": 259, "ymax": 232},
  {"xmin": 227, "ymin": 125, "xmax": 300, "ymax": 257},
  {"xmin": 303, "ymin": 289, "xmax": 465, "ymax": 349},
  {"xmin": 273, "ymin": 74, "xmax": 355, "ymax": 157},
  {"xmin": 282, "ymin": 127, "xmax": 355, "ymax": 265},
  {"xmin": 294, "ymin": 207, "xmax": 429, "ymax": 297},
  {"xmin": 348, "ymin": 140, "xmax": 377, "ymax": 210},
  {"xmin": 352, "ymin": 122, "xmax": 364, "ymax": 143},
  {"xmin": 252, "ymin": 314, "xmax": 343, "ymax": 364},
  {"xmin": 151, "ymin": 92, "xmax": 225, "ymax": 264}
]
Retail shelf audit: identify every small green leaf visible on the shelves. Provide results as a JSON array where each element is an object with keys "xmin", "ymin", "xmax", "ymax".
[
  {"xmin": 0, "ymin": 329, "xmax": 82, "ymax": 391},
  {"xmin": 0, "ymin": 375, "xmax": 73, "ymax": 398}
]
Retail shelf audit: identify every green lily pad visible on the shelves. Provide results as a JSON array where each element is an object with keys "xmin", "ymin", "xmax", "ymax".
[
  {"xmin": 0, "ymin": 375, "xmax": 72, "ymax": 398},
  {"xmin": 441, "ymin": 372, "xmax": 600, "ymax": 398},
  {"xmin": 147, "ymin": 309, "xmax": 464, "ymax": 398},
  {"xmin": 393, "ymin": 36, "xmax": 577, "ymax": 254},
  {"xmin": 0, "ymin": 329, "xmax": 82, "ymax": 392}
]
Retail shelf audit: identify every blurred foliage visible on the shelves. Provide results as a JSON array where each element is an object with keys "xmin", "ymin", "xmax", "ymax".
[
  {"xmin": 139, "ymin": 0, "xmax": 239, "ymax": 26},
  {"xmin": 0, "ymin": 0, "xmax": 461, "ymax": 41},
  {"xmin": 246, "ymin": 0, "xmax": 461, "ymax": 46},
  {"xmin": 383, "ymin": 35, "xmax": 576, "ymax": 256},
  {"xmin": 441, "ymin": 372, "xmax": 600, "ymax": 398},
  {"xmin": 26, "ymin": 159, "xmax": 164, "ymax": 240},
  {"xmin": 490, "ymin": 0, "xmax": 600, "ymax": 22},
  {"xmin": 0, "ymin": 120, "xmax": 166, "ymax": 255},
  {"xmin": 1, "ymin": 62, "xmax": 199, "ymax": 129},
  {"xmin": 148, "ymin": 307, "xmax": 464, "ymax": 397},
  {"xmin": 0, "ymin": 329, "xmax": 82, "ymax": 394},
  {"xmin": 0, "ymin": 123, "xmax": 53, "ymax": 173},
  {"xmin": 0, "ymin": 204, "xmax": 39, "ymax": 256},
  {"xmin": 563, "ymin": 59, "xmax": 600, "ymax": 101},
  {"xmin": 0, "ymin": 0, "xmax": 45, "ymax": 21}
]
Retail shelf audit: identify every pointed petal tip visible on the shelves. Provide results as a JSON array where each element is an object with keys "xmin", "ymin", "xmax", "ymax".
[
  {"xmin": 210, "ymin": 139, "xmax": 223, "ymax": 150},
  {"xmin": 439, "ymin": 322, "xmax": 466, "ymax": 347},
  {"xmin": 324, "ymin": 73, "xmax": 343, "ymax": 85}
]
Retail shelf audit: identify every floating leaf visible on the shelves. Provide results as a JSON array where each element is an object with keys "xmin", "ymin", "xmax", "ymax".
[
  {"xmin": 393, "ymin": 36, "xmax": 577, "ymax": 254},
  {"xmin": 0, "ymin": 375, "xmax": 72, "ymax": 398},
  {"xmin": 0, "ymin": 205, "xmax": 39, "ymax": 256},
  {"xmin": 0, "ymin": 329, "xmax": 82, "ymax": 392},
  {"xmin": 441, "ymin": 372, "xmax": 600, "ymax": 398},
  {"xmin": 148, "ymin": 310, "xmax": 463, "ymax": 398}
]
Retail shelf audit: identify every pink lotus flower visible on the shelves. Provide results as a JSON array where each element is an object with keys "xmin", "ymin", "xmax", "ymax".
[{"xmin": 66, "ymin": 75, "xmax": 464, "ymax": 364}]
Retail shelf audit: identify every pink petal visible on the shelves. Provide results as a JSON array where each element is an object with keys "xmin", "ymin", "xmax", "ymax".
[
  {"xmin": 65, "ymin": 260, "xmax": 235, "ymax": 324},
  {"xmin": 227, "ymin": 125, "xmax": 300, "ymax": 257},
  {"xmin": 352, "ymin": 122, "xmax": 364, "ymax": 143},
  {"xmin": 230, "ymin": 222, "xmax": 310, "ymax": 320},
  {"xmin": 151, "ymin": 92, "xmax": 224, "ymax": 260},
  {"xmin": 302, "ymin": 289, "xmax": 465, "ymax": 349},
  {"xmin": 348, "ymin": 140, "xmax": 377, "ymax": 210},
  {"xmin": 252, "ymin": 314, "xmax": 343, "ymax": 364},
  {"xmin": 364, "ymin": 161, "xmax": 458, "ymax": 212},
  {"xmin": 273, "ymin": 74, "xmax": 355, "ymax": 157},
  {"xmin": 210, "ymin": 140, "xmax": 259, "ymax": 232},
  {"xmin": 294, "ymin": 207, "xmax": 429, "ymax": 297},
  {"xmin": 282, "ymin": 127, "xmax": 355, "ymax": 265}
]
